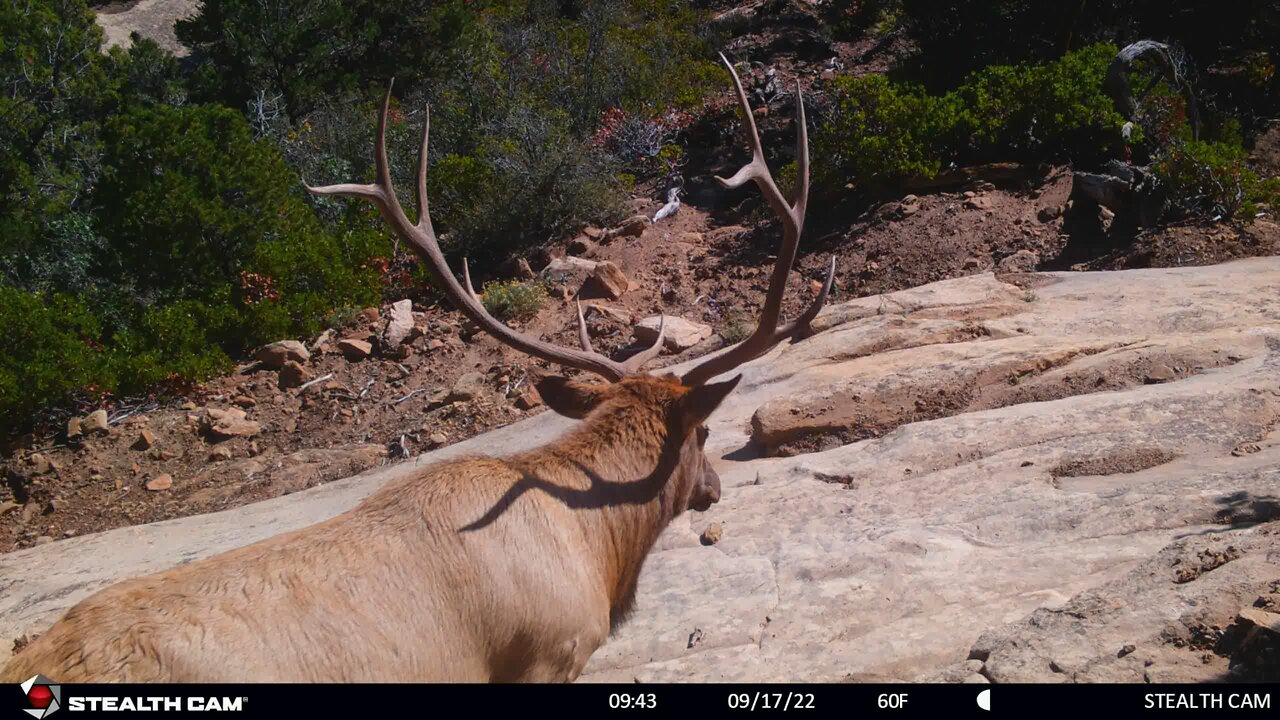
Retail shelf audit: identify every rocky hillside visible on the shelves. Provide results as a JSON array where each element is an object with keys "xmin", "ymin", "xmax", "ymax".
[{"xmin": 6, "ymin": 260, "xmax": 1279, "ymax": 681}]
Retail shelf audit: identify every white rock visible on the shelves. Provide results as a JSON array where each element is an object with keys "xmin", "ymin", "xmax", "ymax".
[{"xmin": 635, "ymin": 315, "xmax": 712, "ymax": 352}]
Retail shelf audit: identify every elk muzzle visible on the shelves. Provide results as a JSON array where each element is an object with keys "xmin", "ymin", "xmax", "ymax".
[{"xmin": 689, "ymin": 464, "xmax": 722, "ymax": 512}]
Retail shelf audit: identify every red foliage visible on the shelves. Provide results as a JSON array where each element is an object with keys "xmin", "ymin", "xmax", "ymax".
[{"xmin": 239, "ymin": 271, "xmax": 281, "ymax": 305}]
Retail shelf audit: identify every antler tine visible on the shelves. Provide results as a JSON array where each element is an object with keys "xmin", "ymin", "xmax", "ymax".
[
  {"xmin": 576, "ymin": 300, "xmax": 594, "ymax": 353},
  {"xmin": 680, "ymin": 57, "xmax": 833, "ymax": 387},
  {"xmin": 414, "ymin": 104, "xmax": 433, "ymax": 233},
  {"xmin": 305, "ymin": 79, "xmax": 658, "ymax": 382},
  {"xmin": 620, "ymin": 315, "xmax": 665, "ymax": 374}
]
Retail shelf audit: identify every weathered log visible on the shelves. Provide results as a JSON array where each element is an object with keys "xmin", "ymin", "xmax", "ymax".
[{"xmin": 1103, "ymin": 40, "xmax": 1201, "ymax": 141}]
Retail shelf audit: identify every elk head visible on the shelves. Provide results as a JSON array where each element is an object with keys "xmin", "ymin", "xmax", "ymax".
[{"xmin": 306, "ymin": 53, "xmax": 834, "ymax": 513}]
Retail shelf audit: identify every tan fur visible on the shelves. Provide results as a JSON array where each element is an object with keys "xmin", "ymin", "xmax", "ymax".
[{"xmin": 0, "ymin": 374, "xmax": 732, "ymax": 683}]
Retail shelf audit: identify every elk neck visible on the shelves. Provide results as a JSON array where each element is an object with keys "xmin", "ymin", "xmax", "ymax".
[{"xmin": 513, "ymin": 394, "xmax": 689, "ymax": 617}]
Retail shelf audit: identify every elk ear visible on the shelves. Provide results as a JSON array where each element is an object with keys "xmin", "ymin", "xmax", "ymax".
[
  {"xmin": 534, "ymin": 374, "xmax": 609, "ymax": 419},
  {"xmin": 682, "ymin": 375, "xmax": 742, "ymax": 426}
]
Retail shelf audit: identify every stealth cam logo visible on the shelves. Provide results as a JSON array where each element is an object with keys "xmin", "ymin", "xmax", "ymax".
[{"xmin": 19, "ymin": 675, "xmax": 60, "ymax": 718}]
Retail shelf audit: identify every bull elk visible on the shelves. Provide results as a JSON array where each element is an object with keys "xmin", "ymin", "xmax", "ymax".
[{"xmin": 1, "ymin": 54, "xmax": 833, "ymax": 683}]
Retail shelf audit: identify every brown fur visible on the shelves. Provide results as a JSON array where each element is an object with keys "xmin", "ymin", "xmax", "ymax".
[{"xmin": 0, "ymin": 373, "xmax": 737, "ymax": 683}]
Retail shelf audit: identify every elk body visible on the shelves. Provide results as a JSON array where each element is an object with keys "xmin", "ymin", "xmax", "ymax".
[{"xmin": 1, "ymin": 55, "xmax": 832, "ymax": 683}]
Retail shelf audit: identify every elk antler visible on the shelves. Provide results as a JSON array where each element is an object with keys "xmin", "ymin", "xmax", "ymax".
[
  {"xmin": 680, "ymin": 54, "xmax": 835, "ymax": 386},
  {"xmin": 305, "ymin": 80, "xmax": 664, "ymax": 381}
]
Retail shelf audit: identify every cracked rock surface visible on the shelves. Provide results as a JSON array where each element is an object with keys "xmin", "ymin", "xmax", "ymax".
[{"xmin": 5, "ymin": 260, "xmax": 1280, "ymax": 681}]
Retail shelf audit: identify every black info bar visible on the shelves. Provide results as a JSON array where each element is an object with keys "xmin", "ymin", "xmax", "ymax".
[{"xmin": 9, "ymin": 682, "xmax": 1274, "ymax": 718}]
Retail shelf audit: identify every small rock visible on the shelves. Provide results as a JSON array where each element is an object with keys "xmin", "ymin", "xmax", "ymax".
[
  {"xmin": 233, "ymin": 395, "xmax": 257, "ymax": 408},
  {"xmin": 582, "ymin": 226, "xmax": 605, "ymax": 240},
  {"xmin": 81, "ymin": 409, "xmax": 109, "ymax": 435},
  {"xmin": 448, "ymin": 372, "xmax": 488, "ymax": 402},
  {"xmin": 1038, "ymin": 205, "xmax": 1063, "ymax": 223},
  {"xmin": 584, "ymin": 303, "xmax": 634, "ymax": 325},
  {"xmin": 338, "ymin": 338, "xmax": 373, "ymax": 361},
  {"xmin": 278, "ymin": 360, "xmax": 311, "ymax": 389},
  {"xmin": 964, "ymin": 195, "xmax": 992, "ymax": 210},
  {"xmin": 180, "ymin": 400, "xmax": 197, "ymax": 411},
  {"xmin": 514, "ymin": 391, "xmax": 542, "ymax": 410},
  {"xmin": 635, "ymin": 315, "xmax": 712, "ymax": 352},
  {"xmin": 145, "ymin": 474, "xmax": 173, "ymax": 492},
  {"xmin": 383, "ymin": 298, "xmax": 415, "ymax": 347},
  {"xmin": 700, "ymin": 523, "xmax": 724, "ymax": 545},
  {"xmin": 997, "ymin": 249, "xmax": 1040, "ymax": 273},
  {"xmin": 583, "ymin": 261, "xmax": 630, "ymax": 300},
  {"xmin": 1145, "ymin": 365, "xmax": 1176, "ymax": 383},
  {"xmin": 359, "ymin": 307, "xmax": 380, "ymax": 324},
  {"xmin": 66, "ymin": 416, "xmax": 82, "ymax": 439},
  {"xmin": 209, "ymin": 446, "xmax": 234, "ymax": 462},
  {"xmin": 0, "ymin": 501, "xmax": 19, "ymax": 516},
  {"xmin": 26, "ymin": 453, "xmax": 51, "ymax": 475},
  {"xmin": 543, "ymin": 256, "xmax": 599, "ymax": 278},
  {"xmin": 34, "ymin": 536, "xmax": 54, "ymax": 546},
  {"xmin": 1118, "ymin": 644, "xmax": 1137, "ymax": 658},
  {"xmin": 201, "ymin": 407, "xmax": 260, "ymax": 439},
  {"xmin": 427, "ymin": 338, "xmax": 445, "ymax": 351},
  {"xmin": 255, "ymin": 340, "xmax": 309, "ymax": 369},
  {"xmin": 132, "ymin": 429, "xmax": 157, "ymax": 451},
  {"xmin": 514, "ymin": 258, "xmax": 536, "ymax": 280},
  {"xmin": 428, "ymin": 433, "xmax": 447, "ymax": 447},
  {"xmin": 604, "ymin": 214, "xmax": 649, "ymax": 241}
]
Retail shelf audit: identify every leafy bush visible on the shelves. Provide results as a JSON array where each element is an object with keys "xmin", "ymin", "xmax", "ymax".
[
  {"xmin": 1154, "ymin": 137, "xmax": 1280, "ymax": 220},
  {"xmin": 813, "ymin": 44, "xmax": 1126, "ymax": 193},
  {"xmin": 897, "ymin": 1, "xmax": 1280, "ymax": 98},
  {"xmin": 481, "ymin": 280, "xmax": 546, "ymax": 321},
  {"xmin": 0, "ymin": 288, "xmax": 105, "ymax": 428}
]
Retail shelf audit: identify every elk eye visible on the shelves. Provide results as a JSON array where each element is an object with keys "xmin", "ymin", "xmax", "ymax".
[{"xmin": 696, "ymin": 426, "xmax": 709, "ymax": 446}]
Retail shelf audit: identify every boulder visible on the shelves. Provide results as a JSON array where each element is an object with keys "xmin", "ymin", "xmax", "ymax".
[
  {"xmin": 634, "ymin": 315, "xmax": 711, "ymax": 352},
  {"xmin": 255, "ymin": 340, "xmax": 309, "ymax": 369}
]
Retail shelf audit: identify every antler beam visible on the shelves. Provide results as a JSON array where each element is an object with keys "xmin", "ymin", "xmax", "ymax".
[
  {"xmin": 680, "ymin": 54, "xmax": 835, "ymax": 386},
  {"xmin": 306, "ymin": 80, "xmax": 664, "ymax": 382}
]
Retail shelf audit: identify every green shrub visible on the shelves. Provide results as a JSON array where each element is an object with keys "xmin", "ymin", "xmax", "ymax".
[
  {"xmin": 813, "ymin": 44, "xmax": 1126, "ymax": 194},
  {"xmin": 813, "ymin": 74, "xmax": 956, "ymax": 191},
  {"xmin": 0, "ymin": 288, "xmax": 105, "ymax": 427},
  {"xmin": 1154, "ymin": 137, "xmax": 1279, "ymax": 220},
  {"xmin": 481, "ymin": 280, "xmax": 546, "ymax": 321}
]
